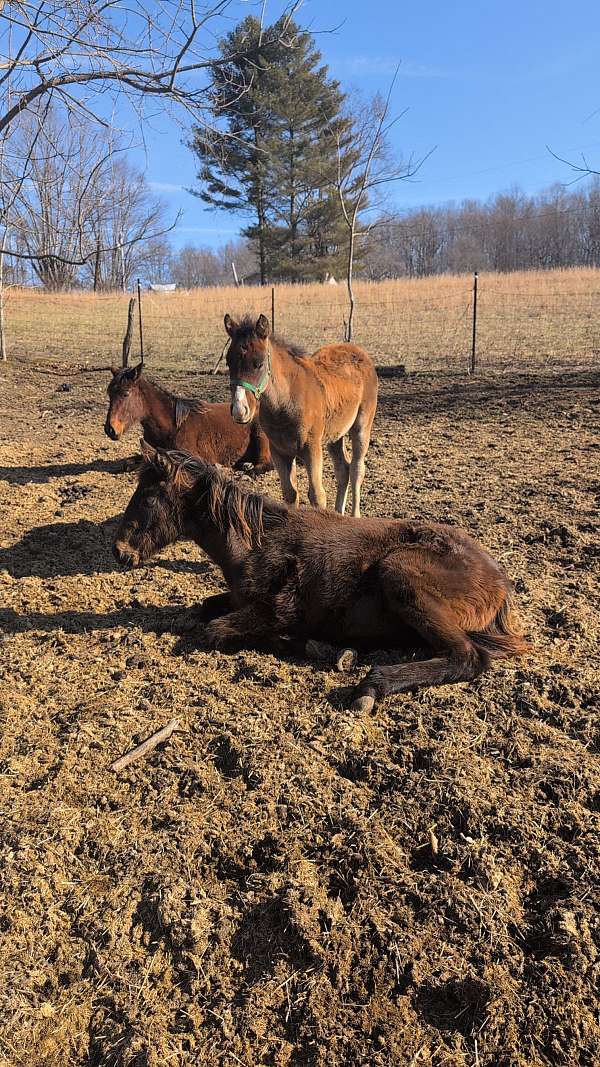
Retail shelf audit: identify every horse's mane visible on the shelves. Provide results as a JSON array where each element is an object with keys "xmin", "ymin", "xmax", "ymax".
[
  {"xmin": 157, "ymin": 450, "xmax": 287, "ymax": 549},
  {"xmin": 174, "ymin": 396, "xmax": 208, "ymax": 429},
  {"xmin": 236, "ymin": 314, "xmax": 306, "ymax": 361}
]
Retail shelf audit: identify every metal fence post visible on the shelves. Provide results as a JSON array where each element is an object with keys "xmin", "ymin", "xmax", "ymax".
[
  {"xmin": 470, "ymin": 270, "xmax": 478, "ymax": 374},
  {"xmin": 271, "ymin": 285, "xmax": 276, "ymax": 334}
]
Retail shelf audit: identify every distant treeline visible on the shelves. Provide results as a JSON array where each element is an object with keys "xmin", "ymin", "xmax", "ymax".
[{"xmin": 366, "ymin": 182, "xmax": 600, "ymax": 278}]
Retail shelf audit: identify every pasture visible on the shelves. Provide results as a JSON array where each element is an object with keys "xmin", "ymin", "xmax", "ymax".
[{"xmin": 0, "ymin": 273, "xmax": 599, "ymax": 1066}]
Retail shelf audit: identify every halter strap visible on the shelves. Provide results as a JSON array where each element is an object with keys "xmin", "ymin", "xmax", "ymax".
[{"xmin": 232, "ymin": 343, "xmax": 272, "ymax": 399}]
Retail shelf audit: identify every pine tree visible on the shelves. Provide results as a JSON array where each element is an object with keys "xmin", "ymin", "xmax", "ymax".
[{"xmin": 190, "ymin": 16, "xmax": 355, "ymax": 282}]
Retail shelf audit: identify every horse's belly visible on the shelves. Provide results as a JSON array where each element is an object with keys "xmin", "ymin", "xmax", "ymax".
[
  {"xmin": 324, "ymin": 404, "xmax": 360, "ymax": 444},
  {"xmin": 304, "ymin": 593, "xmax": 406, "ymax": 648}
]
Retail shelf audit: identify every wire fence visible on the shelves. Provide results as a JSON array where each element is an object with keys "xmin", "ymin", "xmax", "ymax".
[{"xmin": 3, "ymin": 268, "xmax": 600, "ymax": 377}]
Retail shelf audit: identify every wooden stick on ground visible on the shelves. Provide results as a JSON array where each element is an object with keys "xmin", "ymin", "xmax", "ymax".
[{"xmin": 110, "ymin": 718, "xmax": 180, "ymax": 773}]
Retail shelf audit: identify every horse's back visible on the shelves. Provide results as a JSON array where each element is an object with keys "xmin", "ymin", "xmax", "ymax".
[
  {"xmin": 176, "ymin": 401, "xmax": 250, "ymax": 464},
  {"xmin": 311, "ymin": 343, "xmax": 376, "ymax": 382},
  {"xmin": 304, "ymin": 343, "xmax": 378, "ymax": 433}
]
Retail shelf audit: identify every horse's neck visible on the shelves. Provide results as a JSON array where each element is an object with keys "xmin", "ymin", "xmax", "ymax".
[
  {"xmin": 184, "ymin": 479, "xmax": 248, "ymax": 584},
  {"xmin": 139, "ymin": 379, "xmax": 176, "ymax": 446},
  {"xmin": 263, "ymin": 343, "xmax": 297, "ymax": 410}
]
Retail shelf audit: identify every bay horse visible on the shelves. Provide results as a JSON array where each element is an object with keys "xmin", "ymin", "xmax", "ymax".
[
  {"xmin": 224, "ymin": 314, "xmax": 378, "ymax": 516},
  {"xmin": 114, "ymin": 445, "xmax": 528, "ymax": 713},
  {"xmin": 104, "ymin": 362, "xmax": 272, "ymax": 475}
]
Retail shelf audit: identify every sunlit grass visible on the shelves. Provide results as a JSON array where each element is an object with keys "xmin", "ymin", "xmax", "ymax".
[{"xmin": 5, "ymin": 267, "xmax": 600, "ymax": 374}]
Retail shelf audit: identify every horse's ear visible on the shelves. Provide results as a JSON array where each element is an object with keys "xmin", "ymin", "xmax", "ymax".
[
  {"xmin": 140, "ymin": 439, "xmax": 175, "ymax": 479},
  {"xmin": 255, "ymin": 314, "xmax": 270, "ymax": 339},
  {"xmin": 224, "ymin": 314, "xmax": 238, "ymax": 338},
  {"xmin": 130, "ymin": 361, "xmax": 144, "ymax": 381},
  {"xmin": 110, "ymin": 366, "xmax": 119, "ymax": 377},
  {"xmin": 140, "ymin": 439, "xmax": 156, "ymax": 463},
  {"xmin": 154, "ymin": 448, "xmax": 176, "ymax": 479}
]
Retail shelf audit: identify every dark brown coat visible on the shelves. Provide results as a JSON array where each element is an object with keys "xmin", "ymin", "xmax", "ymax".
[{"xmin": 114, "ymin": 447, "xmax": 528, "ymax": 712}]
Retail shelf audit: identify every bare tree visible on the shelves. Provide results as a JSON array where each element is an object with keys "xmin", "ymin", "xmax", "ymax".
[
  {"xmin": 0, "ymin": 2, "xmax": 301, "ymax": 139},
  {"xmin": 171, "ymin": 238, "xmax": 257, "ymax": 288},
  {"xmin": 8, "ymin": 107, "xmax": 108, "ymax": 288},
  {"xmin": 330, "ymin": 78, "xmax": 433, "ymax": 340},
  {"xmin": 85, "ymin": 159, "xmax": 171, "ymax": 290},
  {"xmin": 0, "ymin": 1, "xmax": 301, "ymax": 269}
]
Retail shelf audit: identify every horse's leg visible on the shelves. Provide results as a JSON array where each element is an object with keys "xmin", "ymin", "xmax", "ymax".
[
  {"xmin": 204, "ymin": 605, "xmax": 274, "ymax": 650},
  {"xmin": 271, "ymin": 447, "xmax": 299, "ymax": 507},
  {"xmin": 233, "ymin": 420, "xmax": 273, "ymax": 476},
  {"xmin": 253, "ymin": 423, "xmax": 274, "ymax": 475},
  {"xmin": 195, "ymin": 592, "xmax": 232, "ymax": 622},
  {"xmin": 348, "ymin": 413, "xmax": 372, "ymax": 518},
  {"xmin": 350, "ymin": 584, "xmax": 489, "ymax": 713},
  {"xmin": 301, "ymin": 438, "xmax": 327, "ymax": 509},
  {"xmin": 327, "ymin": 438, "xmax": 350, "ymax": 514}
]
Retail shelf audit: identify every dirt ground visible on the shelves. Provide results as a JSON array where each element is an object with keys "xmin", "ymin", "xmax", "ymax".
[{"xmin": 0, "ymin": 353, "xmax": 599, "ymax": 1066}]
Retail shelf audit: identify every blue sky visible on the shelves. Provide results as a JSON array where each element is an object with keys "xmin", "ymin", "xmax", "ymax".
[{"xmin": 129, "ymin": 0, "xmax": 600, "ymax": 249}]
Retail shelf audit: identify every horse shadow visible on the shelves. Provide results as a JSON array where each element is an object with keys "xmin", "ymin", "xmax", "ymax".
[
  {"xmin": 1, "ymin": 516, "xmax": 210, "ymax": 579},
  {"xmin": 0, "ymin": 603, "xmax": 184, "ymax": 639},
  {"xmin": 0, "ymin": 456, "xmax": 136, "ymax": 485}
]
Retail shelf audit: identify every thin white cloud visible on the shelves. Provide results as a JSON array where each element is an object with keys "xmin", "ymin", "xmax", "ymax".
[{"xmin": 149, "ymin": 180, "xmax": 185, "ymax": 192}]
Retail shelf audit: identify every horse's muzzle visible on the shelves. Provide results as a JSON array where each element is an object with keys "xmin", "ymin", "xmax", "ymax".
[
  {"xmin": 231, "ymin": 407, "xmax": 252, "ymax": 425},
  {"xmin": 104, "ymin": 420, "xmax": 119, "ymax": 440},
  {"xmin": 113, "ymin": 540, "xmax": 140, "ymax": 568}
]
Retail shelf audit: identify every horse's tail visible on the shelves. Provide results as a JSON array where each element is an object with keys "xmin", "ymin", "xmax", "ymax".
[{"xmin": 469, "ymin": 590, "xmax": 530, "ymax": 660}]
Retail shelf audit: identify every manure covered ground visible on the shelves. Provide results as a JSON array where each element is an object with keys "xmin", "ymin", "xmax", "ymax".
[{"xmin": 0, "ymin": 355, "xmax": 599, "ymax": 1066}]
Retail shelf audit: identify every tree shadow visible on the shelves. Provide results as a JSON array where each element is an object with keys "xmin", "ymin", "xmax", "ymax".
[{"xmin": 0, "ymin": 456, "xmax": 135, "ymax": 485}]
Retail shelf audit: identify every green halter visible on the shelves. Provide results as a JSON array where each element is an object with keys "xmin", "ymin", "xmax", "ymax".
[{"xmin": 232, "ymin": 343, "xmax": 272, "ymax": 399}]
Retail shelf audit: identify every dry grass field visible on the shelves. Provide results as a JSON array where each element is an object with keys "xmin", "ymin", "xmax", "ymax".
[
  {"xmin": 0, "ymin": 270, "xmax": 599, "ymax": 1066},
  {"xmin": 4, "ymin": 266, "xmax": 600, "ymax": 374}
]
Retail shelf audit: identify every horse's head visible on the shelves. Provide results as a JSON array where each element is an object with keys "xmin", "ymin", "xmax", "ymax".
[
  {"xmin": 113, "ymin": 441, "xmax": 183, "ymax": 567},
  {"xmin": 224, "ymin": 314, "xmax": 271, "ymax": 424},
  {"xmin": 105, "ymin": 363, "xmax": 145, "ymax": 440}
]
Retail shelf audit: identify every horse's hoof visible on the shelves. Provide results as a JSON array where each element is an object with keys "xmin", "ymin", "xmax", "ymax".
[
  {"xmin": 350, "ymin": 690, "xmax": 376, "ymax": 715},
  {"xmin": 336, "ymin": 647, "xmax": 358, "ymax": 672}
]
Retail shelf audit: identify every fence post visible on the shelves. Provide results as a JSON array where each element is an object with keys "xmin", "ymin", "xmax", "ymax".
[
  {"xmin": 122, "ymin": 296, "xmax": 136, "ymax": 368},
  {"xmin": 0, "ymin": 238, "xmax": 6, "ymax": 363},
  {"xmin": 470, "ymin": 270, "xmax": 478, "ymax": 374},
  {"xmin": 271, "ymin": 285, "xmax": 276, "ymax": 334},
  {"xmin": 137, "ymin": 278, "xmax": 145, "ymax": 364}
]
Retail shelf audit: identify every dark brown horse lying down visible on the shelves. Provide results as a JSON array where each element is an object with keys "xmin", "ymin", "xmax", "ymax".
[
  {"xmin": 114, "ymin": 444, "xmax": 528, "ymax": 712},
  {"xmin": 105, "ymin": 362, "xmax": 272, "ymax": 475}
]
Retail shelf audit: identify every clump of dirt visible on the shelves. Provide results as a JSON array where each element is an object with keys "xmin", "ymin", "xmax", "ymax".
[{"xmin": 0, "ymin": 358, "xmax": 599, "ymax": 1066}]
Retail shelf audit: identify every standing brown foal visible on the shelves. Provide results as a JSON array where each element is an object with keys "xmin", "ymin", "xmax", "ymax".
[{"xmin": 225, "ymin": 314, "xmax": 378, "ymax": 516}]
